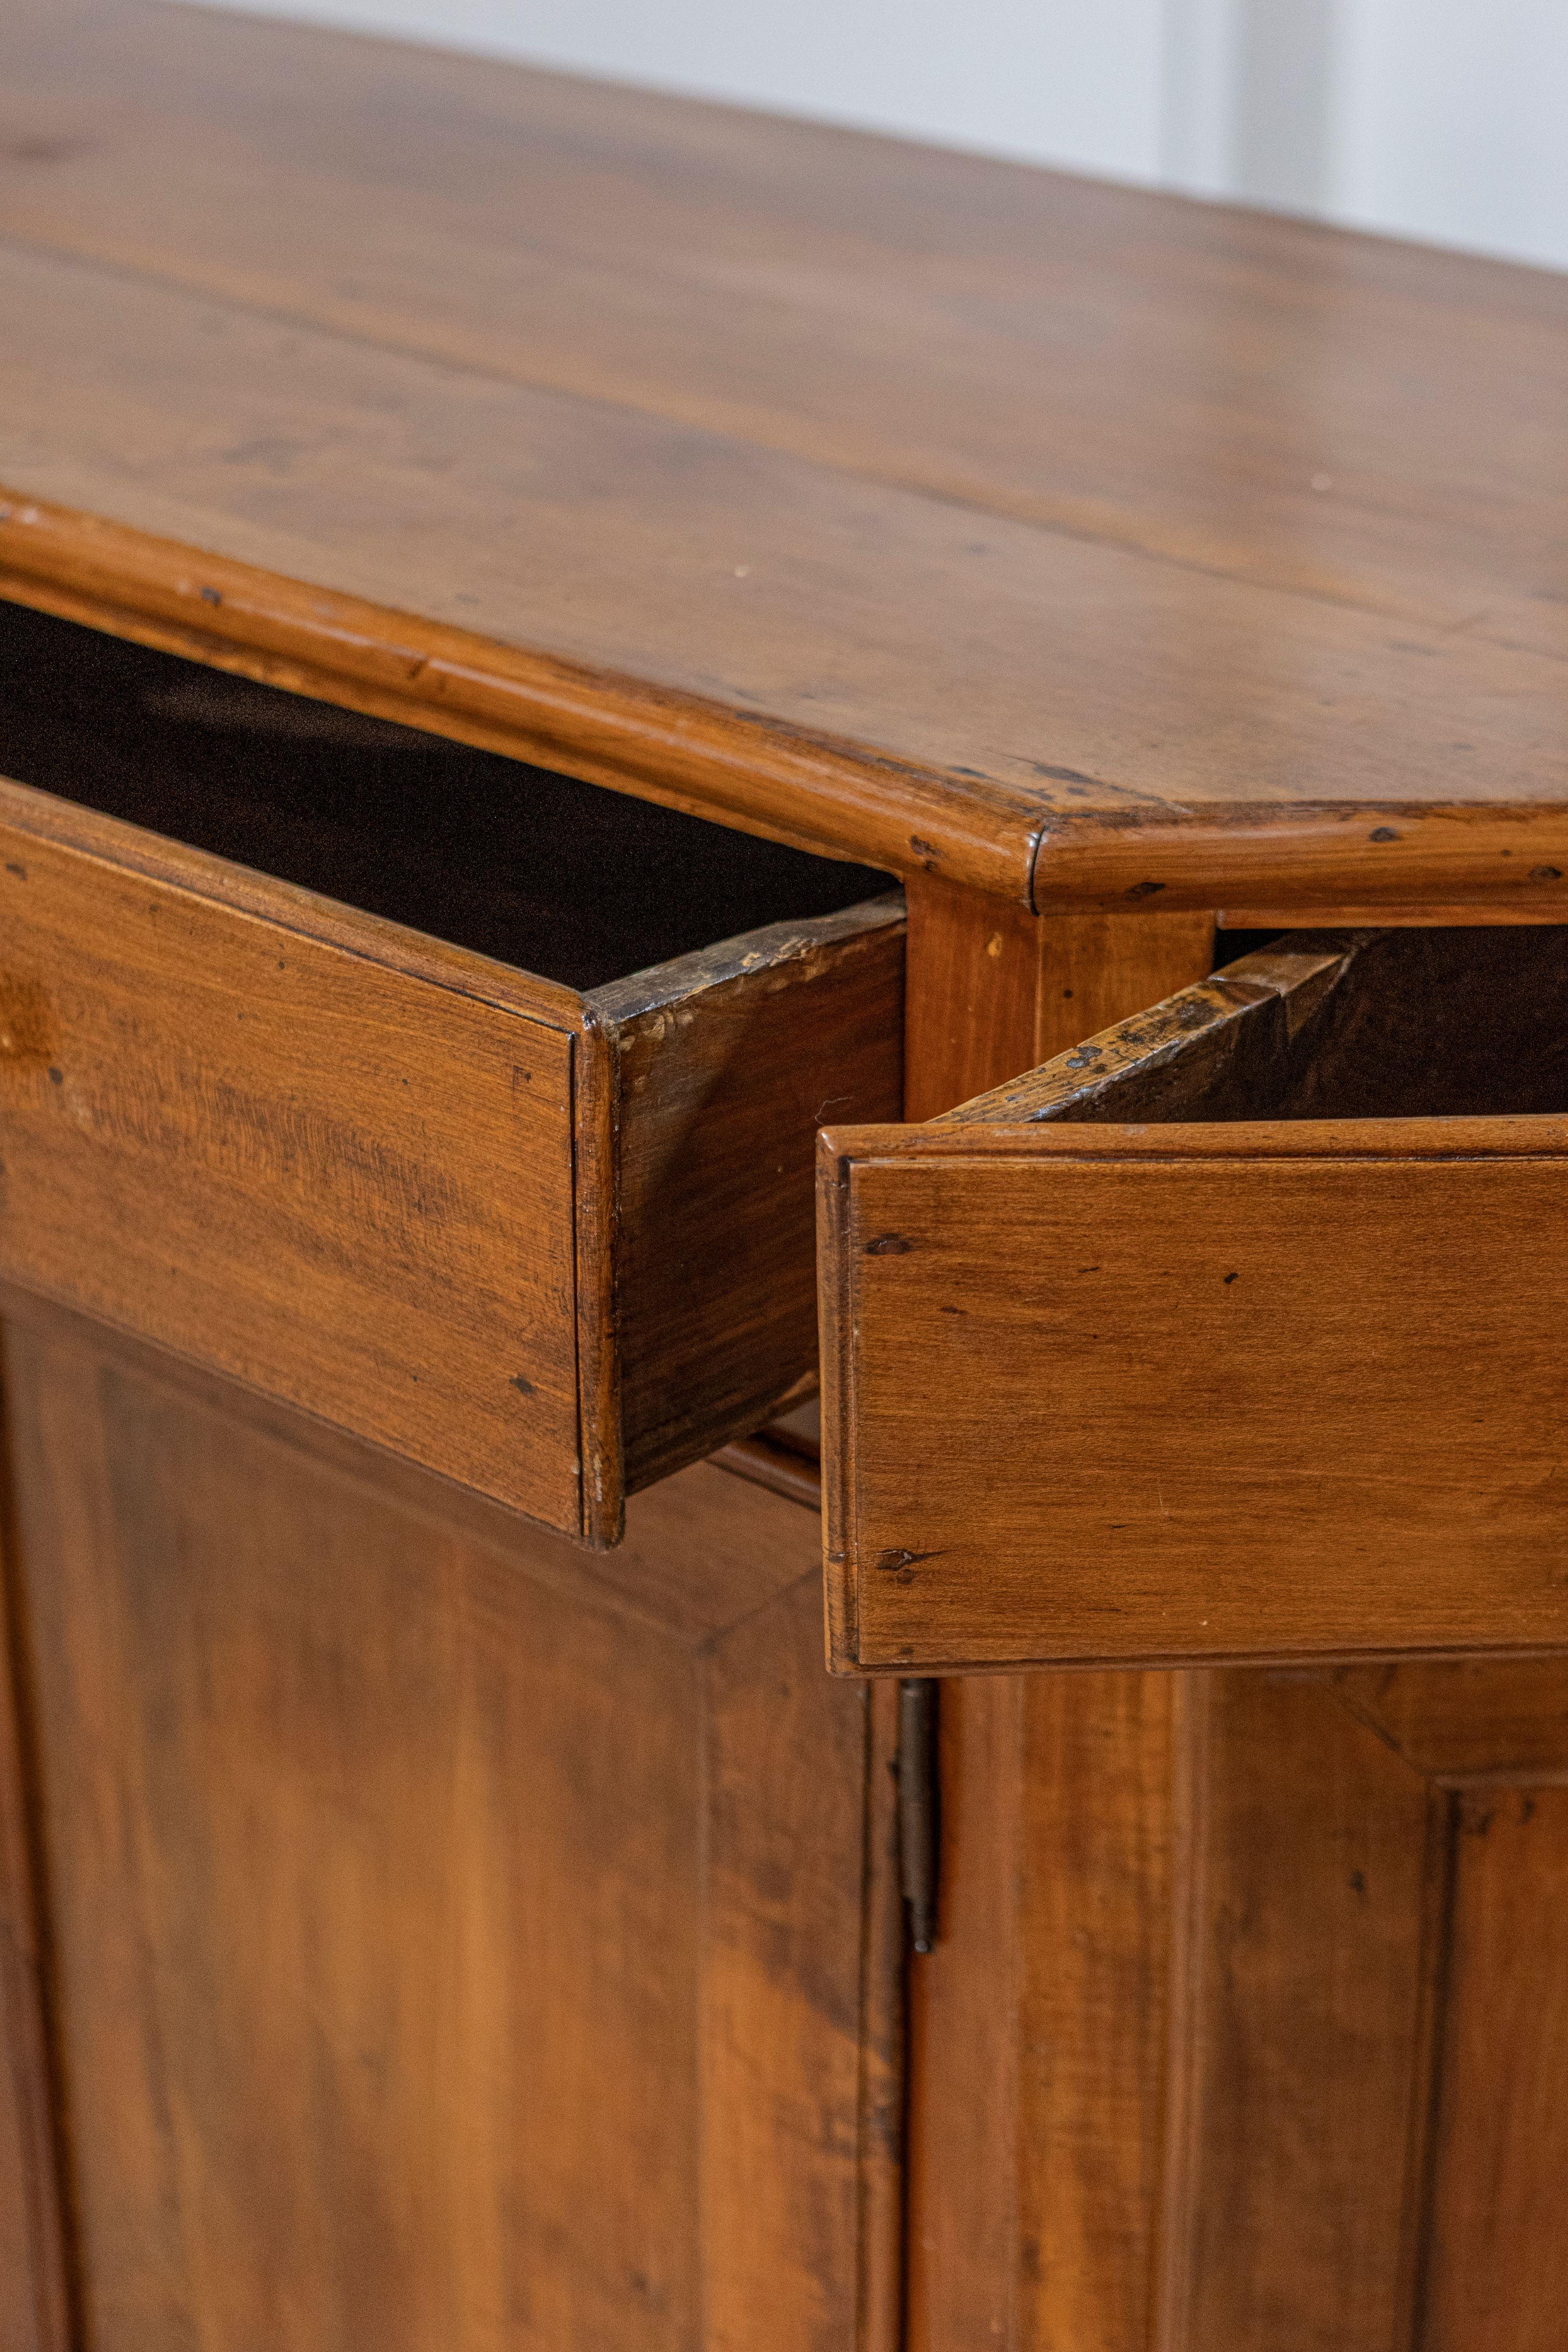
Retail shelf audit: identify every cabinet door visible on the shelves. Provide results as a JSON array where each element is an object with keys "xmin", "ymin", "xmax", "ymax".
[
  {"xmin": 0, "ymin": 1297, "xmax": 900, "ymax": 2352},
  {"xmin": 819, "ymin": 928, "xmax": 1568, "ymax": 1673}
]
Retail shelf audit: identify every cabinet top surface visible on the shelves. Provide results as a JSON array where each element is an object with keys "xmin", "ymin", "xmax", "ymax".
[{"xmin": 2, "ymin": 0, "xmax": 1566, "ymax": 909}]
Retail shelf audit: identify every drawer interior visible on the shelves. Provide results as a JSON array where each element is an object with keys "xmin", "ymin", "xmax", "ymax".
[
  {"xmin": 952, "ymin": 927, "xmax": 1568, "ymax": 1130},
  {"xmin": 0, "ymin": 596, "xmax": 905, "ymax": 1541},
  {"xmin": 0, "ymin": 598, "xmax": 891, "ymax": 984}
]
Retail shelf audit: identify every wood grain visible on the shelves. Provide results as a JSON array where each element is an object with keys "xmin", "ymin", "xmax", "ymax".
[
  {"xmin": 1330, "ymin": 1658, "xmax": 1568, "ymax": 1782},
  {"xmin": 701, "ymin": 1576, "xmax": 896, "ymax": 2352},
  {"xmin": 2, "ymin": 0, "xmax": 1562, "ymax": 655},
  {"xmin": 1115, "ymin": 1656, "xmax": 1568, "ymax": 2352},
  {"xmin": 0, "ymin": 1372, "xmax": 70, "ymax": 2352},
  {"xmin": 897, "ymin": 894, "xmax": 1217, "ymax": 2352},
  {"xmin": 1, "ymin": 0, "xmax": 1567, "ymax": 907},
  {"xmin": 1220, "ymin": 905, "xmax": 1568, "ymax": 930},
  {"xmin": 1172, "ymin": 1673, "xmax": 1438, "ymax": 2352},
  {"xmin": 1420, "ymin": 1786, "xmax": 1568, "ymax": 2352},
  {"xmin": 0, "ymin": 779, "xmax": 584, "ymax": 1528},
  {"xmin": 902, "ymin": 879, "xmax": 1216, "ymax": 1122},
  {"xmin": 711, "ymin": 1429, "xmax": 824, "ymax": 1515},
  {"xmin": 0, "ymin": 1307, "xmax": 891, "ymax": 2349},
  {"xmin": 1323, "ymin": 1662, "xmax": 1568, "ymax": 2352},
  {"xmin": 0, "ymin": 494, "xmax": 1033, "ymax": 903},
  {"xmin": 593, "ymin": 898, "xmax": 904, "ymax": 1502},
  {"xmin": 831, "ymin": 924, "xmax": 1568, "ymax": 1668},
  {"xmin": 823, "ymin": 1120, "xmax": 1568, "ymax": 1670},
  {"xmin": 1014, "ymin": 1667, "xmax": 1186, "ymax": 2352},
  {"xmin": 893, "ymin": 913, "xmax": 1568, "ymax": 2345},
  {"xmin": 0, "ymin": 774, "xmax": 901, "ymax": 1542},
  {"xmin": 854, "ymin": 1678, "xmax": 906, "ymax": 2352},
  {"xmin": 948, "ymin": 925, "xmax": 1568, "ymax": 1129},
  {"xmin": 0, "ymin": 595, "xmax": 895, "ymax": 995}
]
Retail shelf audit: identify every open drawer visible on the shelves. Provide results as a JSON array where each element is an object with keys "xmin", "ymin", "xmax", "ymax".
[
  {"xmin": 820, "ymin": 927, "xmax": 1568, "ymax": 1671},
  {"xmin": 0, "ymin": 599, "xmax": 903, "ymax": 1542}
]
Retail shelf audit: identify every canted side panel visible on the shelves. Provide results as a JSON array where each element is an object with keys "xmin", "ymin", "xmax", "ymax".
[
  {"xmin": 1332, "ymin": 1657, "xmax": 1568, "ymax": 2352},
  {"xmin": 838, "ymin": 1146, "xmax": 1568, "ymax": 1669},
  {"xmin": 0, "ymin": 815, "xmax": 582, "ymax": 1530},
  {"xmin": 1420, "ymin": 1785, "xmax": 1568, "ymax": 2351},
  {"xmin": 1174, "ymin": 1672, "xmax": 1439, "ymax": 2352},
  {"xmin": 1162, "ymin": 1662, "xmax": 1568, "ymax": 2352}
]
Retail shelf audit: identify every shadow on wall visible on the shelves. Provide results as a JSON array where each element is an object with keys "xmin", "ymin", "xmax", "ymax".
[
  {"xmin": 1162, "ymin": 0, "xmax": 1338, "ymax": 214},
  {"xmin": 1234, "ymin": 0, "xmax": 1338, "ymax": 212}
]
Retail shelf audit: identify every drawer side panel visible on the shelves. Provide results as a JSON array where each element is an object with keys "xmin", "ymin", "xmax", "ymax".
[{"xmin": 607, "ymin": 903, "xmax": 905, "ymax": 1498}]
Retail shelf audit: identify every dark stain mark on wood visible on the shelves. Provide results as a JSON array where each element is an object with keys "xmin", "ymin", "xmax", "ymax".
[
  {"xmin": 875, "ymin": 1548, "xmax": 941, "ymax": 1579},
  {"xmin": 1369, "ymin": 826, "xmax": 1400, "ymax": 841},
  {"xmin": 1124, "ymin": 879, "xmax": 1167, "ymax": 900},
  {"xmin": 1030, "ymin": 763, "xmax": 1104, "ymax": 788},
  {"xmin": 865, "ymin": 1233, "xmax": 914, "ymax": 1255},
  {"xmin": 510, "ymin": 1374, "xmax": 536, "ymax": 1397}
]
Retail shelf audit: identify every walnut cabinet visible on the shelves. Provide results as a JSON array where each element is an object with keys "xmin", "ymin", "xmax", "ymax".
[{"xmin": 3, "ymin": 7, "xmax": 1568, "ymax": 2347}]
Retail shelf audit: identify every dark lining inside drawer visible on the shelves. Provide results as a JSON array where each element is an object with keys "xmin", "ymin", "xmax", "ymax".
[
  {"xmin": 1232, "ymin": 928, "xmax": 1568, "ymax": 1120},
  {"xmin": 0, "ymin": 599, "xmax": 893, "ymax": 990},
  {"xmin": 951, "ymin": 927, "xmax": 1568, "ymax": 1130}
]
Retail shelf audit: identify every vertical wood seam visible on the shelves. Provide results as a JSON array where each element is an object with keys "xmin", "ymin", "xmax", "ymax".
[
  {"xmin": 1151, "ymin": 1670, "xmax": 1210, "ymax": 2352},
  {"xmin": 1002, "ymin": 1680, "xmax": 1025, "ymax": 2352},
  {"xmin": 0, "ymin": 1330, "xmax": 77, "ymax": 2350},
  {"xmin": 695, "ymin": 1632, "xmax": 713, "ymax": 2352},
  {"xmin": 1400, "ymin": 1787, "xmax": 1460, "ymax": 2352},
  {"xmin": 856, "ymin": 1678, "xmax": 907, "ymax": 2352}
]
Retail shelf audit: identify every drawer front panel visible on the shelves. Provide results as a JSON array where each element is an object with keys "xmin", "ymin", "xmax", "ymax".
[
  {"xmin": 0, "ymin": 809, "xmax": 583, "ymax": 1528},
  {"xmin": 820, "ymin": 1121, "xmax": 1568, "ymax": 1672}
]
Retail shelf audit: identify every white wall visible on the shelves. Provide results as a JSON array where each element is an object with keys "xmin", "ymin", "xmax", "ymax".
[
  {"xmin": 187, "ymin": 0, "xmax": 1568, "ymax": 272},
  {"xmin": 1334, "ymin": 0, "xmax": 1568, "ymax": 271}
]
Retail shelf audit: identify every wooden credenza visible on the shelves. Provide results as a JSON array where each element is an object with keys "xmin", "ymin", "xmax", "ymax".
[{"xmin": 2, "ymin": 7, "xmax": 1567, "ymax": 2347}]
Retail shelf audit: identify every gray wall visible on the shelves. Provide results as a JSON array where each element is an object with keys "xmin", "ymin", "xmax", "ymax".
[{"xmin": 187, "ymin": 0, "xmax": 1568, "ymax": 270}]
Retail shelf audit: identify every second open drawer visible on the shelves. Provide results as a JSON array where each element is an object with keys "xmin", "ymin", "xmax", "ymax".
[{"xmin": 820, "ymin": 927, "xmax": 1568, "ymax": 1671}]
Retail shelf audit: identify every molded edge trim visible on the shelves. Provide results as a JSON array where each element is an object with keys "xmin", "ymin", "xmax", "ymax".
[
  {"xmin": 8, "ymin": 489, "xmax": 1568, "ymax": 920},
  {"xmin": 0, "ymin": 489, "xmax": 1039, "ymax": 906}
]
